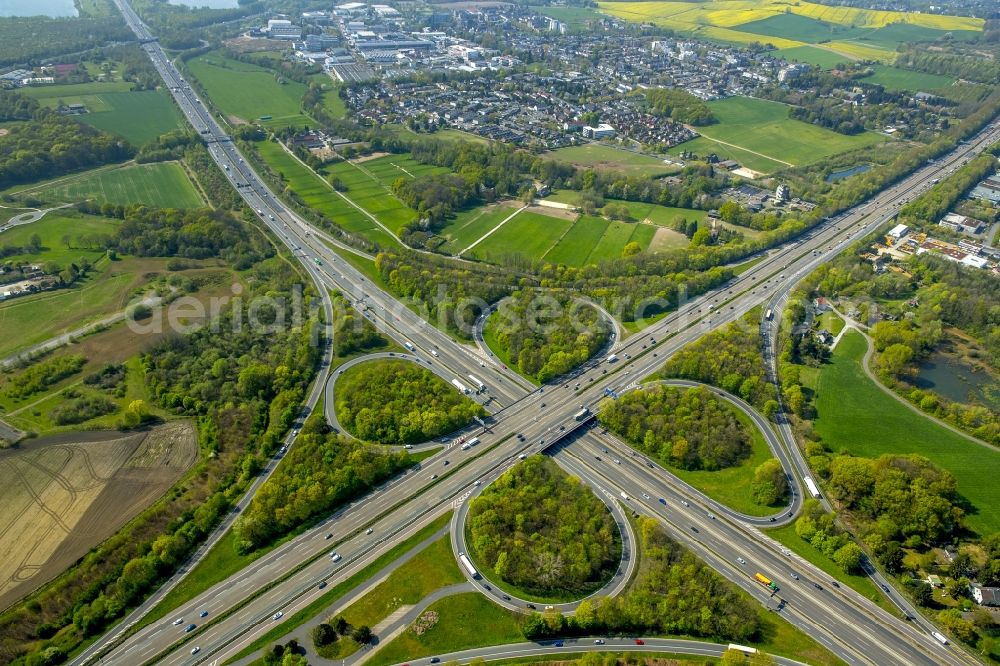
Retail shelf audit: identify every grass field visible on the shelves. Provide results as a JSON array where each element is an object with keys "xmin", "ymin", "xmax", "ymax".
[
  {"xmin": 22, "ymin": 85, "xmax": 184, "ymax": 146},
  {"xmin": 310, "ymin": 75, "xmax": 347, "ymax": 119},
  {"xmin": 469, "ymin": 210, "xmax": 573, "ymax": 263},
  {"xmin": 672, "ymin": 136, "xmax": 789, "ymax": 174},
  {"xmin": 545, "ymin": 144, "xmax": 676, "ymax": 177},
  {"xmin": 254, "ymin": 141, "xmax": 399, "ymax": 248},
  {"xmin": 527, "ymin": 4, "xmax": 605, "ymax": 27},
  {"xmin": 733, "ymin": 13, "xmax": 869, "ymax": 44},
  {"xmin": 187, "ymin": 51, "xmax": 312, "ymax": 128},
  {"xmin": 368, "ymin": 593, "xmax": 524, "ymax": 666},
  {"xmin": 859, "ymin": 64, "xmax": 955, "ymax": 92},
  {"xmin": 17, "ymin": 162, "xmax": 203, "ymax": 208},
  {"xmin": 340, "ymin": 535, "xmax": 464, "ymax": 629},
  {"xmin": 322, "ymin": 155, "xmax": 448, "ymax": 235},
  {"xmin": 813, "ymin": 330, "xmax": 1000, "ymax": 535},
  {"xmin": 436, "ymin": 204, "xmax": 518, "ymax": 255},
  {"xmin": 675, "ymin": 97, "xmax": 885, "ymax": 173},
  {"xmin": 778, "ymin": 45, "xmax": 852, "ymax": 70}
]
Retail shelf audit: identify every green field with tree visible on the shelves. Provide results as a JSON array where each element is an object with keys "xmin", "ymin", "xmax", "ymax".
[
  {"xmin": 335, "ymin": 359, "xmax": 486, "ymax": 445},
  {"xmin": 253, "ymin": 140, "xmax": 398, "ymax": 247},
  {"xmin": 859, "ymin": 64, "xmax": 955, "ymax": 92},
  {"xmin": 467, "ymin": 456, "xmax": 622, "ymax": 600},
  {"xmin": 470, "ymin": 210, "xmax": 573, "ymax": 263},
  {"xmin": 545, "ymin": 144, "xmax": 675, "ymax": 177},
  {"xmin": 778, "ymin": 45, "xmax": 852, "ymax": 70},
  {"xmin": 677, "ymin": 97, "xmax": 885, "ymax": 172},
  {"xmin": 435, "ymin": 204, "xmax": 517, "ymax": 255},
  {"xmin": 21, "ymin": 162, "xmax": 203, "ymax": 208},
  {"xmin": 812, "ymin": 330, "xmax": 1000, "ymax": 535},
  {"xmin": 186, "ymin": 51, "xmax": 311, "ymax": 127}
]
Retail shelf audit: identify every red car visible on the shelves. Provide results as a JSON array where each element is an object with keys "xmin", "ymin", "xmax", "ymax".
[{"xmin": 635, "ymin": 639, "xmax": 645, "ymax": 645}]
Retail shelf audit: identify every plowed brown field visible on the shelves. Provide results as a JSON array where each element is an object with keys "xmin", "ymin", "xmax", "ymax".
[{"xmin": 0, "ymin": 421, "xmax": 197, "ymax": 609}]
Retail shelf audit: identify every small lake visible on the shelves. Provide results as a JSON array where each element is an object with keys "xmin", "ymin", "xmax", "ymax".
[
  {"xmin": 826, "ymin": 163, "xmax": 872, "ymax": 183},
  {"xmin": 0, "ymin": 0, "xmax": 77, "ymax": 17},
  {"xmin": 167, "ymin": 0, "xmax": 240, "ymax": 7},
  {"xmin": 914, "ymin": 352, "xmax": 999, "ymax": 408}
]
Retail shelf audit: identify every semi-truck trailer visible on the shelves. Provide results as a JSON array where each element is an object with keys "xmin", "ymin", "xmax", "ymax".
[
  {"xmin": 754, "ymin": 573, "xmax": 779, "ymax": 593},
  {"xmin": 451, "ymin": 378, "xmax": 470, "ymax": 394},
  {"xmin": 804, "ymin": 476, "xmax": 821, "ymax": 499},
  {"xmin": 467, "ymin": 375, "xmax": 486, "ymax": 392},
  {"xmin": 607, "ymin": 353, "xmax": 618, "ymax": 363},
  {"xmin": 574, "ymin": 407, "xmax": 590, "ymax": 421},
  {"xmin": 458, "ymin": 552, "xmax": 478, "ymax": 578}
]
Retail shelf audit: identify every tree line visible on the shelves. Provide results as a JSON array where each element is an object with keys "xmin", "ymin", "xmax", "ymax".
[
  {"xmin": 0, "ymin": 93, "xmax": 135, "ymax": 190},
  {"xmin": 486, "ymin": 291, "xmax": 612, "ymax": 382},
  {"xmin": 335, "ymin": 360, "xmax": 486, "ymax": 445},
  {"xmin": 895, "ymin": 48, "xmax": 1000, "ymax": 85},
  {"xmin": 233, "ymin": 424, "xmax": 412, "ymax": 553},
  {"xmin": 467, "ymin": 457, "xmax": 621, "ymax": 596},
  {"xmin": 899, "ymin": 152, "xmax": 998, "ymax": 226},
  {"xmin": 0, "ymin": 15, "xmax": 131, "ymax": 68}
]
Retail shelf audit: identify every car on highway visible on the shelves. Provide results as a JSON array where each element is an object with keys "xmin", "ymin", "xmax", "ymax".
[
  {"xmin": 707, "ymin": 512, "xmax": 716, "ymax": 520},
  {"xmin": 814, "ymin": 583, "xmax": 823, "ymax": 591},
  {"xmin": 689, "ymin": 526, "xmax": 698, "ymax": 533},
  {"xmin": 430, "ymin": 658, "xmax": 440, "ymax": 664},
  {"xmin": 553, "ymin": 641, "xmax": 564, "ymax": 647},
  {"xmin": 502, "ymin": 594, "xmax": 511, "ymax": 600},
  {"xmin": 791, "ymin": 573, "xmax": 799, "ymax": 580},
  {"xmin": 185, "ymin": 623, "xmax": 196, "ymax": 632},
  {"xmin": 612, "ymin": 458, "xmax": 621, "ymax": 464},
  {"xmin": 366, "ymin": 528, "xmax": 373, "ymax": 535},
  {"xmin": 658, "ymin": 498, "xmax": 666, "ymax": 504},
  {"xmin": 325, "ymin": 533, "xmax": 333, "ymax": 539},
  {"xmin": 484, "ymin": 584, "xmax": 491, "ymax": 590},
  {"xmin": 680, "ymin": 500, "xmax": 689, "ymax": 507},
  {"xmin": 526, "ymin": 603, "xmax": 536, "ymax": 609},
  {"xmin": 199, "ymin": 610, "xmax": 208, "ymax": 617},
  {"xmin": 635, "ymin": 639, "xmax": 645, "ymax": 645},
  {"xmin": 641, "ymin": 492, "xmax": 650, "ymax": 500},
  {"xmin": 736, "ymin": 557, "xmax": 746, "ymax": 565},
  {"xmin": 173, "ymin": 618, "xmax": 184, "ymax": 625},
  {"xmin": 594, "ymin": 639, "xmax": 605, "ymax": 645},
  {"xmin": 191, "ymin": 647, "xmax": 200, "ymax": 655},
  {"xmin": 272, "ymin": 611, "xmax": 283, "ymax": 620}
]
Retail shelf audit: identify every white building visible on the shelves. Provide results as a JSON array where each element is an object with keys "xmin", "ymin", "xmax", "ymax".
[
  {"xmin": 583, "ymin": 123, "xmax": 616, "ymax": 139},
  {"xmin": 267, "ymin": 19, "xmax": 302, "ymax": 40},
  {"xmin": 888, "ymin": 223, "xmax": 909, "ymax": 240},
  {"xmin": 775, "ymin": 184, "xmax": 790, "ymax": 202}
]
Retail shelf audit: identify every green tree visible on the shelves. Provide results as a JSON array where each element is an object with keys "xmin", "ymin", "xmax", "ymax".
[{"xmin": 833, "ymin": 542, "xmax": 864, "ymax": 573}]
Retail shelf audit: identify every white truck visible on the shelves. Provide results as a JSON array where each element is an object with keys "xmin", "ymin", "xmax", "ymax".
[
  {"xmin": 461, "ymin": 436, "xmax": 481, "ymax": 450},
  {"xmin": 607, "ymin": 353, "xmax": 619, "ymax": 363},
  {"xmin": 467, "ymin": 375, "xmax": 486, "ymax": 392},
  {"xmin": 403, "ymin": 341, "xmax": 415, "ymax": 351},
  {"xmin": 451, "ymin": 378, "xmax": 470, "ymax": 394}
]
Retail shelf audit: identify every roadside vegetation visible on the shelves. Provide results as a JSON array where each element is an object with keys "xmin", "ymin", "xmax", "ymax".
[
  {"xmin": 335, "ymin": 359, "xmax": 485, "ymax": 445},
  {"xmin": 467, "ymin": 457, "xmax": 621, "ymax": 599},
  {"xmin": 0, "ymin": 206, "xmax": 320, "ymax": 665},
  {"xmin": 659, "ymin": 313, "xmax": 777, "ymax": 412},
  {"xmin": 484, "ymin": 291, "xmax": 612, "ymax": 382}
]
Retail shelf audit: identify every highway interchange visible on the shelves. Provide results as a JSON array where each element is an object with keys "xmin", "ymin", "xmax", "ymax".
[{"xmin": 85, "ymin": 3, "xmax": 1000, "ymax": 665}]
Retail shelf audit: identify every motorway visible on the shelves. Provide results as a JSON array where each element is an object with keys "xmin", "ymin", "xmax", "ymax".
[{"xmin": 89, "ymin": 2, "xmax": 1000, "ymax": 664}]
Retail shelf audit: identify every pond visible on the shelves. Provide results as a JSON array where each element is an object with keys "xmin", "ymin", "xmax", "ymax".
[
  {"xmin": 0, "ymin": 0, "xmax": 77, "ymax": 17},
  {"xmin": 167, "ymin": 0, "xmax": 240, "ymax": 7},
  {"xmin": 914, "ymin": 352, "xmax": 1000, "ymax": 409},
  {"xmin": 826, "ymin": 163, "xmax": 872, "ymax": 183}
]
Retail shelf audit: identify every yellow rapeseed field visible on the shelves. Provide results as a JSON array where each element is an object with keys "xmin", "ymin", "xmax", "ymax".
[{"xmin": 599, "ymin": 0, "xmax": 983, "ymax": 35}]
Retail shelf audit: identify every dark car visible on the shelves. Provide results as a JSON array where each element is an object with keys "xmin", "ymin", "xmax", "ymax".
[
  {"xmin": 814, "ymin": 583, "xmax": 824, "ymax": 591},
  {"xmin": 658, "ymin": 498, "xmax": 666, "ymax": 504},
  {"xmin": 199, "ymin": 610, "xmax": 208, "ymax": 618},
  {"xmin": 484, "ymin": 584, "xmax": 492, "ymax": 591},
  {"xmin": 553, "ymin": 641, "xmax": 564, "ymax": 647},
  {"xmin": 527, "ymin": 603, "xmax": 537, "ymax": 609},
  {"xmin": 503, "ymin": 594, "xmax": 511, "ymax": 601},
  {"xmin": 690, "ymin": 526, "xmax": 699, "ymax": 533},
  {"xmin": 185, "ymin": 623, "xmax": 197, "ymax": 633},
  {"xmin": 430, "ymin": 658, "xmax": 440, "ymax": 664},
  {"xmin": 635, "ymin": 639, "xmax": 645, "ymax": 645}
]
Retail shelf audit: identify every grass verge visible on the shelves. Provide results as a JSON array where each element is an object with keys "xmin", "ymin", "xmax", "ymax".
[{"xmin": 225, "ymin": 511, "xmax": 453, "ymax": 663}]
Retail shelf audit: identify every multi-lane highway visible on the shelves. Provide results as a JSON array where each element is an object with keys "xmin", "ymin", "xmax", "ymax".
[{"xmin": 88, "ymin": 2, "xmax": 1000, "ymax": 664}]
